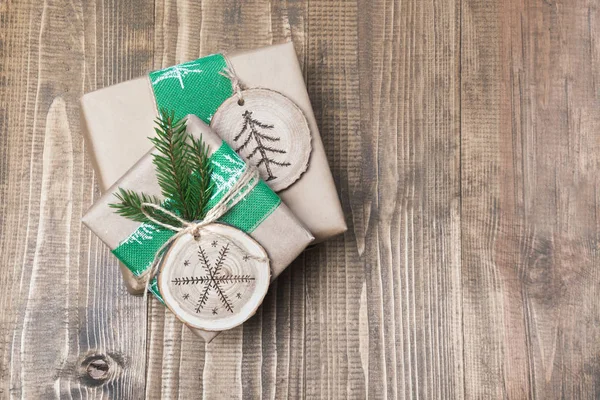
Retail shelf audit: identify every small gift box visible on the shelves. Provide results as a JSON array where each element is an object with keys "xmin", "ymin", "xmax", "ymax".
[
  {"xmin": 83, "ymin": 115, "xmax": 314, "ymax": 342},
  {"xmin": 81, "ymin": 42, "xmax": 346, "ymax": 247}
]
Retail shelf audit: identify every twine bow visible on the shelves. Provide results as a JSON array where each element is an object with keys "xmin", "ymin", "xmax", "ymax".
[{"xmin": 138, "ymin": 165, "xmax": 262, "ymax": 298}]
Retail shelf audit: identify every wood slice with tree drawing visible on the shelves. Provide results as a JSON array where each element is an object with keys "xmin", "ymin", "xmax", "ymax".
[
  {"xmin": 157, "ymin": 223, "xmax": 270, "ymax": 331},
  {"xmin": 210, "ymin": 88, "xmax": 312, "ymax": 192}
]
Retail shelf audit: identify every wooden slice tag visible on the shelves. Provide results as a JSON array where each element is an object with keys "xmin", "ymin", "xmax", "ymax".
[
  {"xmin": 210, "ymin": 88, "xmax": 312, "ymax": 192},
  {"xmin": 158, "ymin": 223, "xmax": 270, "ymax": 331}
]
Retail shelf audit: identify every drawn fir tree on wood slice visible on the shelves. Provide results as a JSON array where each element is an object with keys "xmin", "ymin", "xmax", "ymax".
[
  {"xmin": 211, "ymin": 88, "xmax": 312, "ymax": 192},
  {"xmin": 158, "ymin": 223, "xmax": 270, "ymax": 331},
  {"xmin": 235, "ymin": 110, "xmax": 291, "ymax": 182}
]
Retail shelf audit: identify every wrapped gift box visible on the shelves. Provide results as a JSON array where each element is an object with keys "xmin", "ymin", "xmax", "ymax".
[
  {"xmin": 81, "ymin": 42, "xmax": 346, "ymax": 249},
  {"xmin": 83, "ymin": 115, "xmax": 314, "ymax": 342}
]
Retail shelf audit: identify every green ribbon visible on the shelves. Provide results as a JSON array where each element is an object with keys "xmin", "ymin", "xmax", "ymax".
[
  {"xmin": 148, "ymin": 54, "xmax": 233, "ymax": 123},
  {"xmin": 112, "ymin": 143, "xmax": 280, "ymax": 279}
]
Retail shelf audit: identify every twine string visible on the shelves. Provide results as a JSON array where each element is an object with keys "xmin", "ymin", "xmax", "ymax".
[
  {"xmin": 219, "ymin": 54, "xmax": 244, "ymax": 104},
  {"xmin": 138, "ymin": 166, "xmax": 266, "ymax": 300}
]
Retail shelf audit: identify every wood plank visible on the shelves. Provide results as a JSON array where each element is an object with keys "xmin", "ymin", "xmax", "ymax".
[
  {"xmin": 305, "ymin": 0, "xmax": 463, "ymax": 398},
  {"xmin": 461, "ymin": 0, "xmax": 600, "ymax": 397},
  {"xmin": 0, "ymin": 0, "xmax": 153, "ymax": 398},
  {"xmin": 303, "ymin": 1, "xmax": 366, "ymax": 398}
]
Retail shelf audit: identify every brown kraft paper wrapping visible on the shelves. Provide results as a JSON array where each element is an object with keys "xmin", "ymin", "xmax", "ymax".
[
  {"xmin": 81, "ymin": 42, "xmax": 347, "ymax": 244},
  {"xmin": 82, "ymin": 116, "xmax": 314, "ymax": 342}
]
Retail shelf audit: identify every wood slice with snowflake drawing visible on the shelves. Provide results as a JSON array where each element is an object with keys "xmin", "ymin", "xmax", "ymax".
[
  {"xmin": 210, "ymin": 88, "xmax": 312, "ymax": 192},
  {"xmin": 157, "ymin": 223, "xmax": 270, "ymax": 331}
]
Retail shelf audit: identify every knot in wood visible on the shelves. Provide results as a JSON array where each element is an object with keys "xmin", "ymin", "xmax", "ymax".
[
  {"xmin": 87, "ymin": 358, "xmax": 109, "ymax": 380},
  {"xmin": 79, "ymin": 353, "xmax": 114, "ymax": 387}
]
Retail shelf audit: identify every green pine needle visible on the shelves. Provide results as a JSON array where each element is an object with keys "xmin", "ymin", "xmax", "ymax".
[
  {"xmin": 109, "ymin": 188, "xmax": 182, "ymax": 227},
  {"xmin": 109, "ymin": 109, "xmax": 214, "ymax": 227},
  {"xmin": 188, "ymin": 134, "xmax": 214, "ymax": 218},
  {"xmin": 149, "ymin": 109, "xmax": 195, "ymax": 220}
]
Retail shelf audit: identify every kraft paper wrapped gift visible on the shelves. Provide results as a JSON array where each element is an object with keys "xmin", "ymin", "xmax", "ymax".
[
  {"xmin": 82, "ymin": 115, "xmax": 314, "ymax": 342},
  {"xmin": 81, "ymin": 42, "xmax": 346, "ymax": 248}
]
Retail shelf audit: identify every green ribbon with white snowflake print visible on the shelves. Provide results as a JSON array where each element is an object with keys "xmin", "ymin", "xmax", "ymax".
[{"xmin": 148, "ymin": 53, "xmax": 233, "ymax": 124}]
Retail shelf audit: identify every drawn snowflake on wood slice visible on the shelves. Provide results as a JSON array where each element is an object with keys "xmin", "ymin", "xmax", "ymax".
[
  {"xmin": 158, "ymin": 223, "xmax": 270, "ymax": 331},
  {"xmin": 210, "ymin": 88, "xmax": 312, "ymax": 192}
]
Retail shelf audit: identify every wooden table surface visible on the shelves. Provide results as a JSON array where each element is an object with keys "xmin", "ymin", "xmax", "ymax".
[{"xmin": 1, "ymin": 0, "xmax": 599, "ymax": 398}]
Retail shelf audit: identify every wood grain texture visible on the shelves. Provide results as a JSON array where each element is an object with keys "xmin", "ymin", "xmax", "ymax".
[
  {"xmin": 302, "ymin": 0, "xmax": 463, "ymax": 398},
  {"xmin": 461, "ymin": 0, "xmax": 600, "ymax": 398},
  {"xmin": 0, "ymin": 0, "xmax": 152, "ymax": 398},
  {"xmin": 0, "ymin": 0, "xmax": 599, "ymax": 398}
]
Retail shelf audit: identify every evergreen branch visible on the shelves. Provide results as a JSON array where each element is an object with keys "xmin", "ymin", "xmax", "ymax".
[
  {"xmin": 149, "ymin": 109, "xmax": 194, "ymax": 220},
  {"xmin": 110, "ymin": 109, "xmax": 214, "ymax": 227},
  {"xmin": 109, "ymin": 188, "xmax": 183, "ymax": 227},
  {"xmin": 188, "ymin": 134, "xmax": 214, "ymax": 219}
]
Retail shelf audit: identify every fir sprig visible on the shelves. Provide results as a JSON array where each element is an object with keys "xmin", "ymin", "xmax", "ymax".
[
  {"xmin": 187, "ymin": 135, "xmax": 215, "ymax": 219},
  {"xmin": 110, "ymin": 188, "xmax": 182, "ymax": 227},
  {"xmin": 150, "ymin": 109, "xmax": 195, "ymax": 220},
  {"xmin": 109, "ymin": 109, "xmax": 213, "ymax": 227}
]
